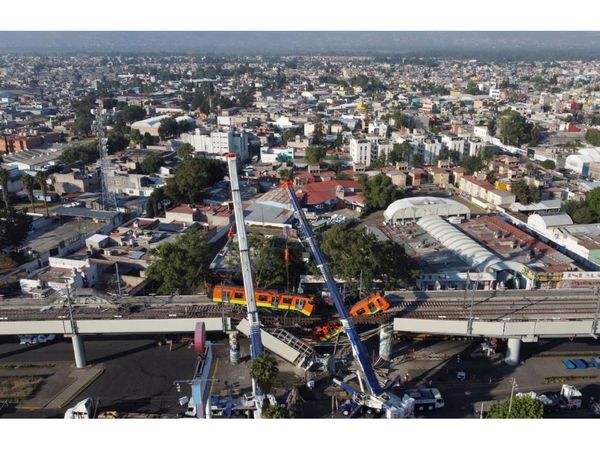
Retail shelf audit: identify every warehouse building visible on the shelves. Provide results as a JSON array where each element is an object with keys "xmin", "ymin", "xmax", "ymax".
[{"xmin": 383, "ymin": 196, "xmax": 471, "ymax": 225}]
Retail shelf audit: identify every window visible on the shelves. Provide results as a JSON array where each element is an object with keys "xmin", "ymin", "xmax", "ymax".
[
  {"xmin": 296, "ymin": 300, "xmax": 304, "ymax": 309},
  {"xmin": 258, "ymin": 295, "xmax": 269, "ymax": 302},
  {"xmin": 234, "ymin": 291, "xmax": 244, "ymax": 300},
  {"xmin": 282, "ymin": 297, "xmax": 291, "ymax": 305},
  {"xmin": 355, "ymin": 308, "xmax": 366, "ymax": 316},
  {"xmin": 369, "ymin": 303, "xmax": 377, "ymax": 313}
]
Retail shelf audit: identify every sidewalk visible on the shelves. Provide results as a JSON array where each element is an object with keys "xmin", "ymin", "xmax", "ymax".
[{"xmin": 46, "ymin": 364, "xmax": 105, "ymax": 409}]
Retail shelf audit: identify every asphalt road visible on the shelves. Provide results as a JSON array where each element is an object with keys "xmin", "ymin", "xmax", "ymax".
[{"xmin": 0, "ymin": 335, "xmax": 198, "ymax": 417}]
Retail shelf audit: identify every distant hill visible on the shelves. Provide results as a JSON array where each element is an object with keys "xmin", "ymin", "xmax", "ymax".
[{"xmin": 1, "ymin": 31, "xmax": 600, "ymax": 59}]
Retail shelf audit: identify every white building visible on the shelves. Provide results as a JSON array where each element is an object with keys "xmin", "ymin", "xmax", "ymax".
[
  {"xmin": 384, "ymin": 196, "xmax": 471, "ymax": 224},
  {"xmin": 349, "ymin": 138, "xmax": 372, "ymax": 166},
  {"xmin": 423, "ymin": 139, "xmax": 443, "ymax": 165},
  {"xmin": 489, "ymin": 88, "xmax": 501, "ymax": 100},
  {"xmin": 368, "ymin": 121, "xmax": 389, "ymax": 137},
  {"xmin": 182, "ymin": 128, "xmax": 250, "ymax": 162}
]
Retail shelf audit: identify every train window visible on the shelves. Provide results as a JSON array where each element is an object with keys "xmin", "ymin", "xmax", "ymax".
[
  {"xmin": 223, "ymin": 291, "xmax": 230, "ymax": 301},
  {"xmin": 296, "ymin": 300, "xmax": 304, "ymax": 309},
  {"xmin": 356, "ymin": 308, "xmax": 366, "ymax": 315},
  {"xmin": 369, "ymin": 303, "xmax": 377, "ymax": 313},
  {"xmin": 234, "ymin": 292, "xmax": 244, "ymax": 299},
  {"xmin": 271, "ymin": 296, "xmax": 279, "ymax": 305},
  {"xmin": 258, "ymin": 295, "xmax": 269, "ymax": 302},
  {"xmin": 282, "ymin": 297, "xmax": 292, "ymax": 305}
]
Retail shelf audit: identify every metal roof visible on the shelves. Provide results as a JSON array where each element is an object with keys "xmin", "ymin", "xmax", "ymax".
[
  {"xmin": 417, "ymin": 215, "xmax": 524, "ymax": 274},
  {"xmin": 52, "ymin": 206, "xmax": 119, "ymax": 221}
]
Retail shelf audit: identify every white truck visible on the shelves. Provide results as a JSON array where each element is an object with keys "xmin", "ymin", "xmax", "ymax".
[
  {"xmin": 403, "ymin": 388, "xmax": 445, "ymax": 412},
  {"xmin": 517, "ymin": 384, "xmax": 583, "ymax": 411}
]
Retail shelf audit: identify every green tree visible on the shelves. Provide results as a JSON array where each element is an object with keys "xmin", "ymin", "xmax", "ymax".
[
  {"xmin": 142, "ymin": 132, "xmax": 157, "ymax": 148},
  {"xmin": 464, "ymin": 81, "xmax": 482, "ymax": 95},
  {"xmin": 21, "ymin": 174, "xmax": 36, "ymax": 213},
  {"xmin": 587, "ymin": 187, "xmax": 600, "ymax": 218},
  {"xmin": 541, "ymin": 160, "xmax": 556, "ymax": 170},
  {"xmin": 312, "ymin": 123, "xmax": 324, "ymax": 145},
  {"xmin": 145, "ymin": 199, "xmax": 156, "ymax": 218},
  {"xmin": 165, "ymin": 157, "xmax": 225, "ymax": 204},
  {"xmin": 283, "ymin": 128, "xmax": 298, "ymax": 144},
  {"xmin": 249, "ymin": 353, "xmax": 279, "ymax": 394},
  {"xmin": 140, "ymin": 154, "xmax": 164, "ymax": 175},
  {"xmin": 177, "ymin": 143, "xmax": 195, "ymax": 160},
  {"xmin": 487, "ymin": 396, "xmax": 543, "ymax": 419},
  {"xmin": 572, "ymin": 207, "xmax": 596, "ymax": 224},
  {"xmin": 321, "ymin": 222, "xmax": 415, "ymax": 292},
  {"xmin": 59, "ymin": 142, "xmax": 99, "ymax": 165},
  {"xmin": 460, "ymin": 155, "xmax": 485, "ymax": 175},
  {"xmin": 107, "ymin": 132, "xmax": 129, "ymax": 154},
  {"xmin": 305, "ymin": 146, "xmax": 326, "ymax": 165},
  {"xmin": 145, "ymin": 231, "xmax": 210, "ymax": 294},
  {"xmin": 158, "ymin": 117, "xmax": 178, "ymax": 140},
  {"xmin": 0, "ymin": 168, "xmax": 10, "ymax": 210},
  {"xmin": 511, "ymin": 179, "xmax": 540, "ymax": 205},
  {"xmin": 586, "ymin": 129, "xmax": 600, "ymax": 146},
  {"xmin": 119, "ymin": 104, "xmax": 146, "ymax": 123},
  {"xmin": 360, "ymin": 174, "xmax": 402, "ymax": 212},
  {"xmin": 0, "ymin": 207, "xmax": 32, "ymax": 250},
  {"xmin": 499, "ymin": 110, "xmax": 538, "ymax": 146},
  {"xmin": 487, "ymin": 119, "xmax": 497, "ymax": 137},
  {"xmin": 388, "ymin": 142, "xmax": 412, "ymax": 164},
  {"xmin": 262, "ymin": 403, "xmax": 287, "ymax": 418},
  {"xmin": 35, "ymin": 171, "xmax": 50, "ymax": 217}
]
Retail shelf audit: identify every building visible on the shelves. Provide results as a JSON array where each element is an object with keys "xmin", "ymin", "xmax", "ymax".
[
  {"xmin": 383, "ymin": 196, "xmax": 471, "ymax": 225},
  {"xmin": 459, "ymin": 175, "xmax": 516, "ymax": 207},
  {"xmin": 349, "ymin": 138, "xmax": 372, "ymax": 166},
  {"xmin": 564, "ymin": 148, "xmax": 600, "ymax": 177},
  {"xmin": 52, "ymin": 169, "xmax": 101, "ymax": 195},
  {"xmin": 423, "ymin": 139, "xmax": 443, "ymax": 165},
  {"xmin": 130, "ymin": 115, "xmax": 195, "ymax": 137},
  {"xmin": 182, "ymin": 128, "xmax": 250, "ymax": 162},
  {"xmin": 260, "ymin": 147, "xmax": 294, "ymax": 164}
]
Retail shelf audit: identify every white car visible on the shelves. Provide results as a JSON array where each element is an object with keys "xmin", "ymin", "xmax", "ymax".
[{"xmin": 19, "ymin": 334, "xmax": 56, "ymax": 345}]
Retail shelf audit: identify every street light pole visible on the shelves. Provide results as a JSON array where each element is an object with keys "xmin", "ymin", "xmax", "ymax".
[{"xmin": 508, "ymin": 377, "xmax": 517, "ymax": 417}]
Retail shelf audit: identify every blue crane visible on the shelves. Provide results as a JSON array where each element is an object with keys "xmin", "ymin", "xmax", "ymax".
[{"xmin": 282, "ymin": 181, "xmax": 414, "ymax": 417}]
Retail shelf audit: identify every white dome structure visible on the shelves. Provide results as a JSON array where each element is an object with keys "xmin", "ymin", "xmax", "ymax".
[{"xmin": 384, "ymin": 196, "xmax": 470, "ymax": 224}]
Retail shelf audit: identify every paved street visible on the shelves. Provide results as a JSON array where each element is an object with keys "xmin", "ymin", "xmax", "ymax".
[{"xmin": 0, "ymin": 335, "xmax": 198, "ymax": 417}]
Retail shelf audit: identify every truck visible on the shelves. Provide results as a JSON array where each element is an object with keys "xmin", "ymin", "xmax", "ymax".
[
  {"xmin": 65, "ymin": 397, "xmax": 170, "ymax": 419},
  {"xmin": 19, "ymin": 334, "xmax": 56, "ymax": 345},
  {"xmin": 517, "ymin": 384, "xmax": 583, "ymax": 412},
  {"xmin": 403, "ymin": 388, "xmax": 445, "ymax": 412}
]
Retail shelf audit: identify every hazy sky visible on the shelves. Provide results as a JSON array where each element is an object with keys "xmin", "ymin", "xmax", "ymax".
[{"xmin": 1, "ymin": 32, "xmax": 600, "ymax": 58}]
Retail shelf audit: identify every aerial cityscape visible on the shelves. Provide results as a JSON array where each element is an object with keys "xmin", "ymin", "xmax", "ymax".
[{"xmin": 2, "ymin": 30, "xmax": 600, "ymax": 421}]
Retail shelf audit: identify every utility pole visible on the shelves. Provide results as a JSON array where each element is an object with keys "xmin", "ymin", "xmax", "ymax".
[
  {"xmin": 507, "ymin": 377, "xmax": 517, "ymax": 417},
  {"xmin": 463, "ymin": 270, "xmax": 470, "ymax": 309},
  {"xmin": 592, "ymin": 287, "xmax": 600, "ymax": 339},
  {"xmin": 115, "ymin": 261, "xmax": 122, "ymax": 298}
]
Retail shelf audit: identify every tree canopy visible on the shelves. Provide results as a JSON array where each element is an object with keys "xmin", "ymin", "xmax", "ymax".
[
  {"xmin": 586, "ymin": 129, "xmax": 600, "ymax": 146},
  {"xmin": 177, "ymin": 143, "xmax": 195, "ymax": 160},
  {"xmin": 249, "ymin": 352, "xmax": 279, "ymax": 394},
  {"xmin": 0, "ymin": 207, "xmax": 32, "ymax": 250},
  {"xmin": 321, "ymin": 222, "xmax": 416, "ymax": 292},
  {"xmin": 541, "ymin": 160, "xmax": 556, "ymax": 170},
  {"xmin": 360, "ymin": 173, "xmax": 402, "ymax": 212},
  {"xmin": 511, "ymin": 179, "xmax": 541, "ymax": 205},
  {"xmin": 487, "ymin": 396, "xmax": 543, "ymax": 419},
  {"xmin": 498, "ymin": 110, "xmax": 540, "ymax": 146},
  {"xmin": 388, "ymin": 142, "xmax": 412, "ymax": 164},
  {"xmin": 305, "ymin": 146, "xmax": 326, "ymax": 165},
  {"xmin": 119, "ymin": 104, "xmax": 146, "ymax": 123},
  {"xmin": 59, "ymin": 142, "xmax": 99, "ymax": 165},
  {"xmin": 158, "ymin": 117, "xmax": 178, "ymax": 140},
  {"xmin": 165, "ymin": 157, "xmax": 225, "ymax": 204},
  {"xmin": 140, "ymin": 154, "xmax": 164, "ymax": 175},
  {"xmin": 145, "ymin": 231, "xmax": 211, "ymax": 294}
]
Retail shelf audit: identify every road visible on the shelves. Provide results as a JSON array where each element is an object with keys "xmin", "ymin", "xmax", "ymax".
[{"xmin": 0, "ymin": 335, "xmax": 197, "ymax": 417}]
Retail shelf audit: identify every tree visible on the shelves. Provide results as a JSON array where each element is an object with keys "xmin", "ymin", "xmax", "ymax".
[
  {"xmin": 59, "ymin": 142, "xmax": 99, "ymax": 165},
  {"xmin": 587, "ymin": 187, "xmax": 600, "ymax": 218},
  {"xmin": 487, "ymin": 119, "xmax": 497, "ymax": 137},
  {"xmin": 119, "ymin": 104, "xmax": 146, "ymax": 124},
  {"xmin": 177, "ymin": 143, "xmax": 194, "ymax": 160},
  {"xmin": 511, "ymin": 179, "xmax": 540, "ymax": 205},
  {"xmin": 145, "ymin": 199, "xmax": 156, "ymax": 218},
  {"xmin": 460, "ymin": 155, "xmax": 486, "ymax": 175},
  {"xmin": 249, "ymin": 352, "xmax": 279, "ymax": 394},
  {"xmin": 586, "ymin": 129, "xmax": 600, "ymax": 146},
  {"xmin": 145, "ymin": 231, "xmax": 210, "ymax": 294},
  {"xmin": 499, "ymin": 110, "xmax": 537, "ymax": 147},
  {"xmin": 464, "ymin": 81, "xmax": 482, "ymax": 95},
  {"xmin": 278, "ymin": 168, "xmax": 293, "ymax": 181},
  {"xmin": 0, "ymin": 207, "xmax": 32, "ymax": 250},
  {"xmin": 106, "ymin": 132, "xmax": 129, "ymax": 154},
  {"xmin": 142, "ymin": 132, "xmax": 157, "ymax": 148},
  {"xmin": 283, "ymin": 128, "xmax": 298, "ymax": 144},
  {"xmin": 321, "ymin": 223, "xmax": 415, "ymax": 292},
  {"xmin": 21, "ymin": 174, "xmax": 36, "ymax": 213},
  {"xmin": 130, "ymin": 128, "xmax": 142, "ymax": 148},
  {"xmin": 35, "ymin": 171, "xmax": 50, "ymax": 216},
  {"xmin": 312, "ymin": 123, "xmax": 324, "ymax": 145},
  {"xmin": 165, "ymin": 157, "xmax": 225, "ymax": 204},
  {"xmin": 0, "ymin": 168, "xmax": 10, "ymax": 210},
  {"xmin": 487, "ymin": 396, "xmax": 543, "ymax": 419},
  {"xmin": 305, "ymin": 146, "xmax": 326, "ymax": 165},
  {"xmin": 360, "ymin": 174, "xmax": 402, "ymax": 212},
  {"xmin": 541, "ymin": 160, "xmax": 556, "ymax": 170},
  {"xmin": 572, "ymin": 207, "xmax": 596, "ymax": 224},
  {"xmin": 158, "ymin": 117, "xmax": 178, "ymax": 140},
  {"xmin": 262, "ymin": 403, "xmax": 287, "ymax": 418},
  {"xmin": 388, "ymin": 142, "xmax": 412, "ymax": 164},
  {"xmin": 140, "ymin": 154, "xmax": 164, "ymax": 175}
]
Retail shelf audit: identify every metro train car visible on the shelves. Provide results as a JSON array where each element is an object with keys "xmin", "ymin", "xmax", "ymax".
[
  {"xmin": 314, "ymin": 293, "xmax": 391, "ymax": 342},
  {"xmin": 349, "ymin": 293, "xmax": 390, "ymax": 317},
  {"xmin": 212, "ymin": 285, "xmax": 315, "ymax": 316}
]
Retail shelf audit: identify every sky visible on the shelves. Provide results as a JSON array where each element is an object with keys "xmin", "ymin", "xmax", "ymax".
[{"xmin": 2, "ymin": 31, "xmax": 600, "ymax": 58}]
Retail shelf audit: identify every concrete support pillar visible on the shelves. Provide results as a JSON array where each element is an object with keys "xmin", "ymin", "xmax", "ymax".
[
  {"xmin": 70, "ymin": 334, "xmax": 87, "ymax": 368},
  {"xmin": 379, "ymin": 324, "xmax": 393, "ymax": 362},
  {"xmin": 228, "ymin": 331, "xmax": 240, "ymax": 365},
  {"xmin": 504, "ymin": 338, "xmax": 521, "ymax": 366}
]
